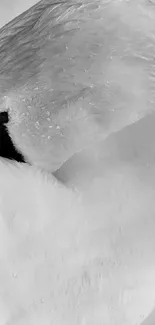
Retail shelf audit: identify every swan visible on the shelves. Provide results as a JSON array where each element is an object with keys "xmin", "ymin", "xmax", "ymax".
[{"xmin": 0, "ymin": 0, "xmax": 155, "ymax": 324}]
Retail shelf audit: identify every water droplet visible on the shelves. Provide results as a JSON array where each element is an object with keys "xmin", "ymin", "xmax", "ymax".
[
  {"xmin": 31, "ymin": 301, "xmax": 37, "ymax": 310},
  {"xmin": 35, "ymin": 121, "xmax": 40, "ymax": 129},
  {"xmin": 12, "ymin": 272, "xmax": 18, "ymax": 278}
]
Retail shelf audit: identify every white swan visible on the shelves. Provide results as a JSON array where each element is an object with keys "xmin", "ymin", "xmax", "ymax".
[{"xmin": 0, "ymin": 0, "xmax": 155, "ymax": 324}]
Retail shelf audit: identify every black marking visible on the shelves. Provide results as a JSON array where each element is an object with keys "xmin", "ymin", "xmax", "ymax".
[{"xmin": 0, "ymin": 111, "xmax": 25, "ymax": 162}]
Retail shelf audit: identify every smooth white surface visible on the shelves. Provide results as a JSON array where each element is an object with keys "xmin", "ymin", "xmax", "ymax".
[{"xmin": 1, "ymin": 115, "xmax": 155, "ymax": 324}]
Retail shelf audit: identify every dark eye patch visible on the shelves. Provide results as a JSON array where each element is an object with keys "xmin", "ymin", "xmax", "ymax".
[
  {"xmin": 0, "ymin": 111, "xmax": 9, "ymax": 124},
  {"xmin": 0, "ymin": 111, "xmax": 25, "ymax": 162}
]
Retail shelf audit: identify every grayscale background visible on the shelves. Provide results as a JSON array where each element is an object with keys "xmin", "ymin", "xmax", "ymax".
[{"xmin": 0, "ymin": 0, "xmax": 38, "ymax": 28}]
